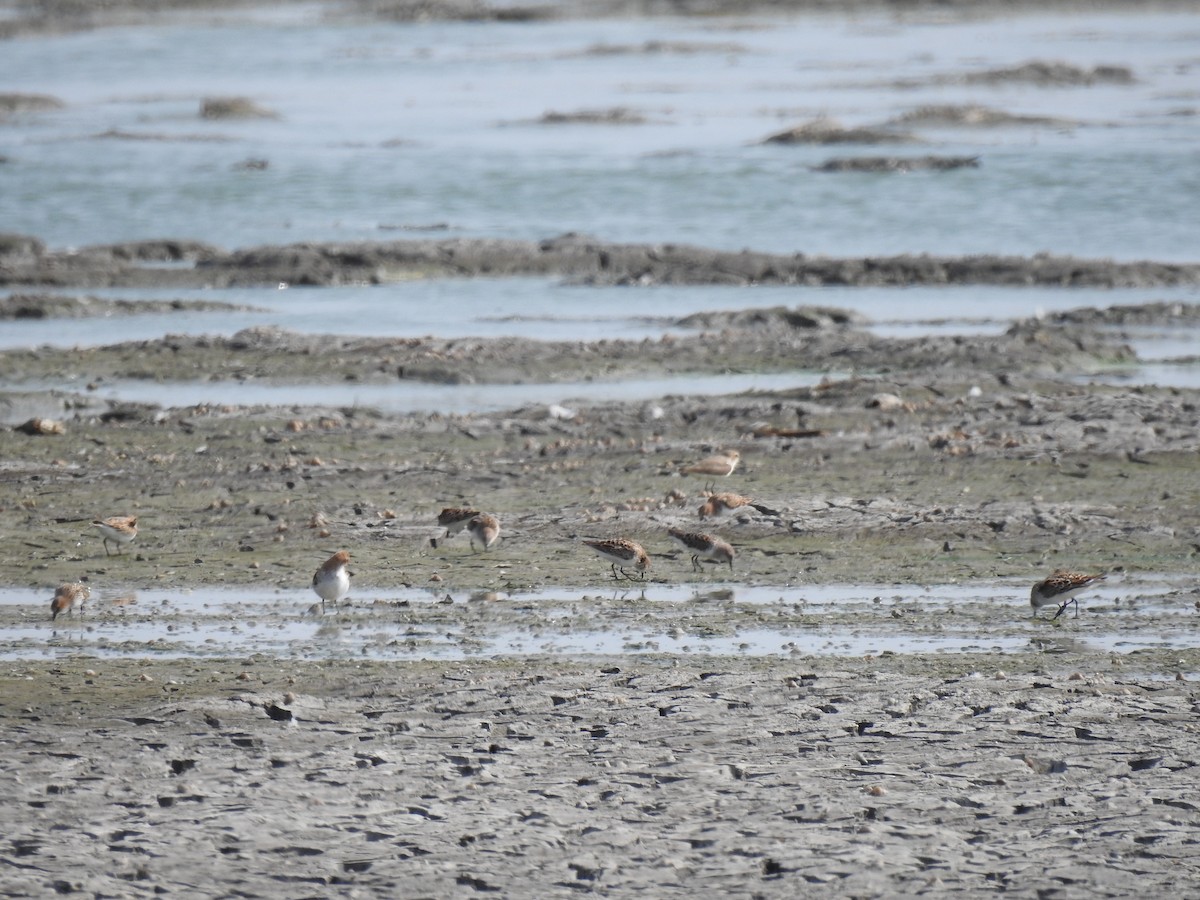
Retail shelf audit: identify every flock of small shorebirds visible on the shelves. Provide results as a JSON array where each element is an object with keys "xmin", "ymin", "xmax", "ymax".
[{"xmin": 49, "ymin": 450, "xmax": 1106, "ymax": 624}]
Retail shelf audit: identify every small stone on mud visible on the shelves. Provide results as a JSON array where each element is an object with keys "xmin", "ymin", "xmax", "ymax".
[
  {"xmin": 1023, "ymin": 755, "xmax": 1068, "ymax": 774},
  {"xmin": 15, "ymin": 417, "xmax": 65, "ymax": 435},
  {"xmin": 866, "ymin": 393, "xmax": 905, "ymax": 411}
]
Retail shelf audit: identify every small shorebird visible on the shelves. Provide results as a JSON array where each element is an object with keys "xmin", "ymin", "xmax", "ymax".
[
  {"xmin": 93, "ymin": 515, "xmax": 138, "ymax": 556},
  {"xmin": 467, "ymin": 513, "xmax": 501, "ymax": 552},
  {"xmin": 1030, "ymin": 570, "xmax": 1105, "ymax": 619},
  {"xmin": 312, "ymin": 550, "xmax": 351, "ymax": 613},
  {"xmin": 432, "ymin": 507, "xmax": 481, "ymax": 548},
  {"xmin": 698, "ymin": 492, "xmax": 778, "ymax": 520},
  {"xmin": 583, "ymin": 538, "xmax": 651, "ymax": 581},
  {"xmin": 682, "ymin": 450, "xmax": 740, "ymax": 490},
  {"xmin": 668, "ymin": 528, "xmax": 734, "ymax": 572},
  {"xmin": 50, "ymin": 582, "xmax": 90, "ymax": 621}
]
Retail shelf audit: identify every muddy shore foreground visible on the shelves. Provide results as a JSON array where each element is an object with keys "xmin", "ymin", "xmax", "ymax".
[{"xmin": 3, "ymin": 656, "xmax": 1200, "ymax": 897}]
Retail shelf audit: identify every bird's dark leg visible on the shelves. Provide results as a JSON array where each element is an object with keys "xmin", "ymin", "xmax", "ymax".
[
  {"xmin": 609, "ymin": 563, "xmax": 621, "ymax": 581},
  {"xmin": 1052, "ymin": 598, "xmax": 1078, "ymax": 620},
  {"xmin": 691, "ymin": 554, "xmax": 702, "ymax": 572}
]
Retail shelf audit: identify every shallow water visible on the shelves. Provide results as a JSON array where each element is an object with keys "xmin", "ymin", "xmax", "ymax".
[
  {"xmin": 4, "ymin": 282, "xmax": 1199, "ymax": 350},
  {"xmin": 13, "ymin": 370, "xmax": 832, "ymax": 417},
  {"xmin": 3, "ymin": 9, "xmax": 1200, "ymax": 406},
  {"xmin": 1082, "ymin": 362, "xmax": 1200, "ymax": 390},
  {"xmin": 3, "ymin": 11, "xmax": 1198, "ymax": 260},
  {"xmin": 5, "ymin": 279, "xmax": 1200, "ymax": 405},
  {"xmin": 3, "ymin": 578, "xmax": 1193, "ymax": 661}
]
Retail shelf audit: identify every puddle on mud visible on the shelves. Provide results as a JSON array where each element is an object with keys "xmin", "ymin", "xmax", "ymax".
[
  {"xmin": 1, "ymin": 579, "xmax": 1196, "ymax": 662},
  {"xmin": 1082, "ymin": 362, "xmax": 1200, "ymax": 390},
  {"xmin": 7, "ymin": 371, "xmax": 833, "ymax": 422}
]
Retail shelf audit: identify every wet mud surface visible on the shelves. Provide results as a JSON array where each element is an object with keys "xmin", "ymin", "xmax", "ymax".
[
  {"xmin": 5, "ymin": 234, "xmax": 1200, "ymax": 289},
  {"xmin": 3, "ymin": 656, "xmax": 1200, "ymax": 897},
  {"xmin": 2, "ymin": 232, "xmax": 1200, "ymax": 890},
  {"xmin": 0, "ymin": 311, "xmax": 1144, "ymax": 387},
  {"xmin": 4, "ymin": 0, "xmax": 1196, "ymax": 40},
  {"xmin": 4, "ymin": 365, "xmax": 1200, "ymax": 594},
  {"xmin": 0, "ymin": 292, "xmax": 256, "ymax": 320},
  {"xmin": 4, "ymin": 255, "xmax": 1199, "ymax": 892}
]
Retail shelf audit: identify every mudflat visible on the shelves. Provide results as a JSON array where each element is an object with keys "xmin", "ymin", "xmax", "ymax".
[
  {"xmin": 1, "ymin": 290, "xmax": 1197, "ymax": 591},
  {"xmin": 3, "ymin": 656, "xmax": 1199, "ymax": 897},
  {"xmin": 5, "ymin": 2, "xmax": 1200, "ymax": 886},
  {"xmin": 4, "ymin": 284, "xmax": 1200, "ymax": 893}
]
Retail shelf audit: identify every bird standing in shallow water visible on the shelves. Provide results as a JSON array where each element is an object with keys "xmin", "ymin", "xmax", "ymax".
[
  {"xmin": 1030, "ymin": 570, "xmax": 1105, "ymax": 619},
  {"xmin": 583, "ymin": 538, "xmax": 651, "ymax": 581},
  {"xmin": 313, "ymin": 550, "xmax": 351, "ymax": 613},
  {"xmin": 50, "ymin": 582, "xmax": 90, "ymax": 621}
]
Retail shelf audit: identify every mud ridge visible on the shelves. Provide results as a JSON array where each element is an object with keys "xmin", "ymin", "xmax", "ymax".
[{"xmin": 3, "ymin": 234, "xmax": 1199, "ymax": 289}]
